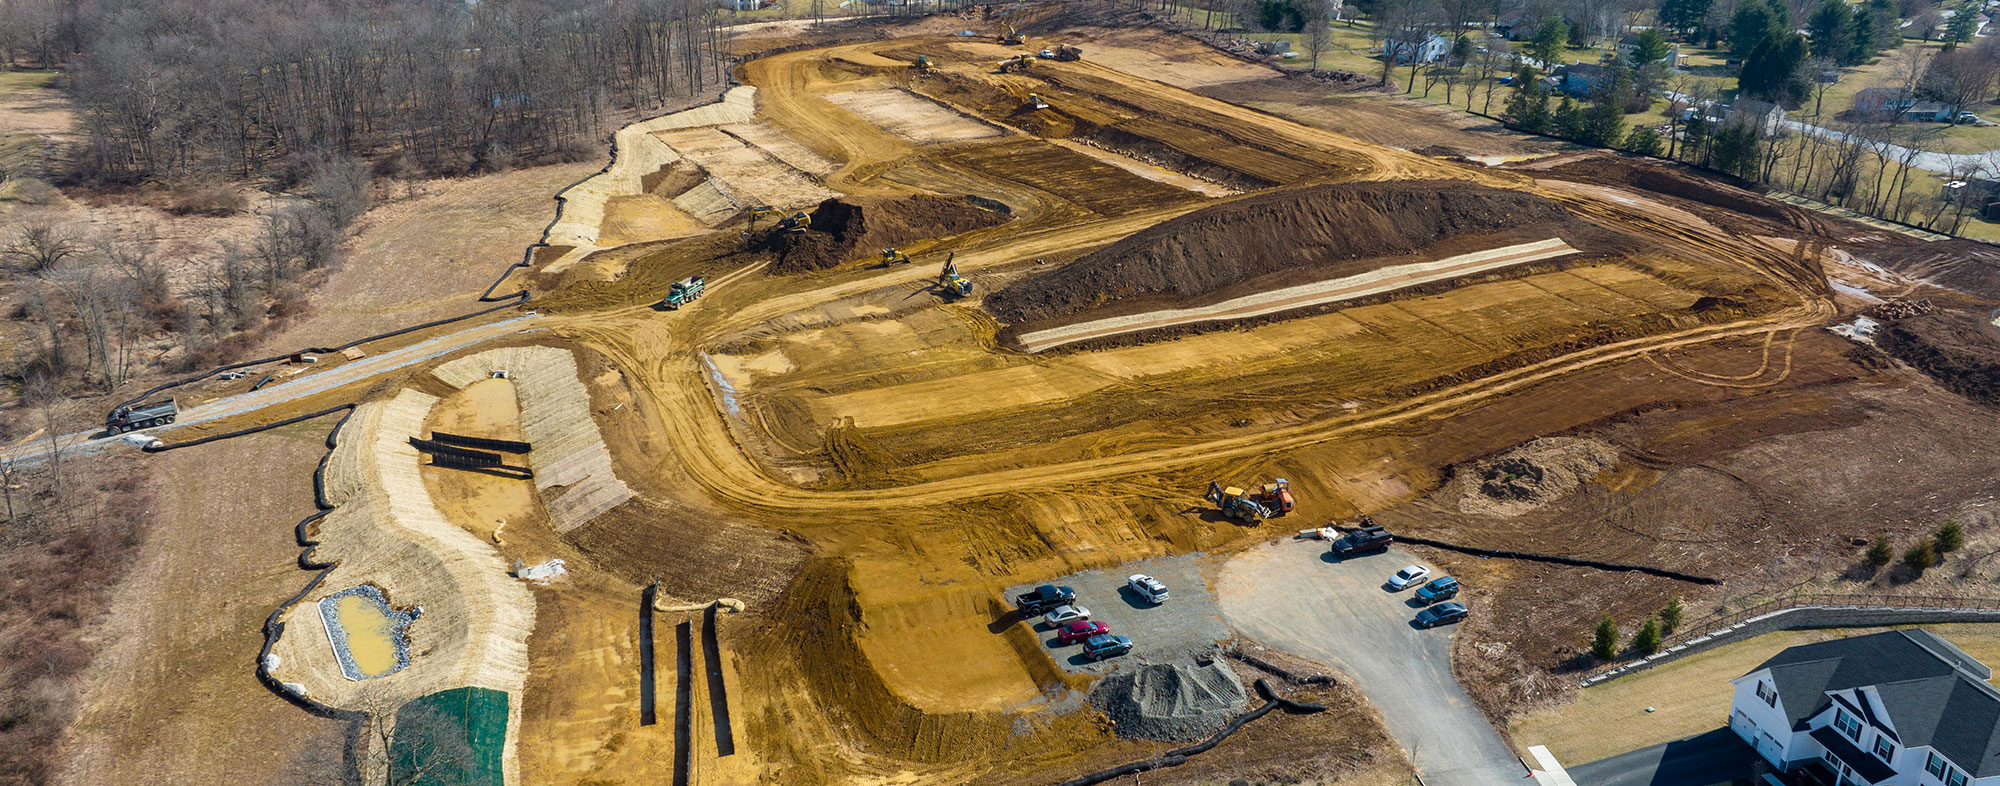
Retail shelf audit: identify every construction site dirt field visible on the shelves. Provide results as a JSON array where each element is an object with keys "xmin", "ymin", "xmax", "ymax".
[{"xmin": 97, "ymin": 16, "xmax": 2000, "ymax": 786}]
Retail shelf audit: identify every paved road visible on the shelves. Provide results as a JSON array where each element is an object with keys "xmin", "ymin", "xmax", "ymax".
[
  {"xmin": 1568, "ymin": 728, "xmax": 1759, "ymax": 786},
  {"xmin": 1214, "ymin": 538, "xmax": 1527, "ymax": 786},
  {"xmin": 0, "ymin": 315, "xmax": 539, "ymax": 467}
]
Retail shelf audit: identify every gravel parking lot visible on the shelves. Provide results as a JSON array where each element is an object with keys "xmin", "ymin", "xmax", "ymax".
[{"xmin": 1005, "ymin": 553, "xmax": 1229, "ymax": 675}]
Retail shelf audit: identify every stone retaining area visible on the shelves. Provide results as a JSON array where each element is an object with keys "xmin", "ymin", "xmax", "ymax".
[{"xmin": 1581, "ymin": 604, "xmax": 2000, "ymax": 686}]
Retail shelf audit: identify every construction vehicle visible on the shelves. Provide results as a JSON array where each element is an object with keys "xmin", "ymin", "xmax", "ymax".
[
  {"xmin": 999, "ymin": 23, "xmax": 1024, "ymax": 45},
  {"xmin": 105, "ymin": 398, "xmax": 177, "ymax": 434},
  {"xmin": 1252, "ymin": 478, "xmax": 1295, "ymax": 515},
  {"xmin": 779, "ymin": 210, "xmax": 811, "ymax": 232},
  {"xmin": 880, "ymin": 247, "xmax": 912, "ymax": 266},
  {"xmin": 912, "ymin": 54, "xmax": 936, "ymax": 75},
  {"xmin": 1206, "ymin": 481, "xmax": 1272, "ymax": 522},
  {"xmin": 938, "ymin": 253, "xmax": 973, "ymax": 298},
  {"xmin": 655, "ymin": 275, "xmax": 706, "ymax": 310},
  {"xmin": 997, "ymin": 54, "xmax": 1034, "ymax": 74},
  {"xmin": 1054, "ymin": 44, "xmax": 1082, "ymax": 61},
  {"xmin": 1025, "ymin": 93, "xmax": 1049, "ymax": 110}
]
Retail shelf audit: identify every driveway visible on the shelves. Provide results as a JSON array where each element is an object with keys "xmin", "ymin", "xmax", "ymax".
[
  {"xmin": 1215, "ymin": 538, "xmax": 1526, "ymax": 786},
  {"xmin": 1568, "ymin": 728, "xmax": 1760, "ymax": 786},
  {"xmin": 1005, "ymin": 553, "xmax": 1230, "ymax": 675}
]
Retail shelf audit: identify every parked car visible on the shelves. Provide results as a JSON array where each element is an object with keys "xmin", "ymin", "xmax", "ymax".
[
  {"xmin": 1386, "ymin": 565, "xmax": 1431, "ymax": 591},
  {"xmin": 1415, "ymin": 601, "xmax": 1468, "ymax": 628},
  {"xmin": 1044, "ymin": 604, "xmax": 1092, "ymax": 626},
  {"xmin": 1126, "ymin": 574, "xmax": 1170, "ymax": 604},
  {"xmin": 1014, "ymin": 584, "xmax": 1076, "ymax": 615},
  {"xmin": 1414, "ymin": 576, "xmax": 1460, "ymax": 605},
  {"xmin": 1057, "ymin": 620, "xmax": 1109, "ymax": 644},
  {"xmin": 1330, "ymin": 524, "xmax": 1393, "ymax": 556},
  {"xmin": 1083, "ymin": 633, "xmax": 1134, "ymax": 661}
]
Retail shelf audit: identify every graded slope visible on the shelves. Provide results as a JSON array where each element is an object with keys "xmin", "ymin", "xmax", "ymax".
[{"xmin": 985, "ymin": 181, "xmax": 1578, "ymax": 325}]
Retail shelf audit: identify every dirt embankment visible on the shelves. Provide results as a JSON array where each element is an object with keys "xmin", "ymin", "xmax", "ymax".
[
  {"xmin": 1877, "ymin": 309, "xmax": 2000, "ymax": 404},
  {"xmin": 985, "ymin": 181, "xmax": 1577, "ymax": 325},
  {"xmin": 769, "ymin": 196, "xmax": 1011, "ymax": 273}
]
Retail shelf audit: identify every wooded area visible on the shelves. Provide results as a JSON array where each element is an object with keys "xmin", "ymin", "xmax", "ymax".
[{"xmin": 0, "ymin": 0, "xmax": 732, "ymax": 183}]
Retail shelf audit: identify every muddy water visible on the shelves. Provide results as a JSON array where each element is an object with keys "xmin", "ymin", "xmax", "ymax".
[{"xmin": 331, "ymin": 593, "xmax": 402, "ymax": 678}]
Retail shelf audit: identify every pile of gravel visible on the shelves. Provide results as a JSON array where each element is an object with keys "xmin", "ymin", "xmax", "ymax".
[{"xmin": 1089, "ymin": 657, "xmax": 1249, "ymax": 741}]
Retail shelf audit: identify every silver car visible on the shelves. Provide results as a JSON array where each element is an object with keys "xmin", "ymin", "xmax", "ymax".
[
  {"xmin": 1044, "ymin": 604, "xmax": 1092, "ymax": 626},
  {"xmin": 1386, "ymin": 564, "xmax": 1431, "ymax": 591}
]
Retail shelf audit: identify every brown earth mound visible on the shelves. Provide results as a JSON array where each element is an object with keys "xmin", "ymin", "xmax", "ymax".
[
  {"xmin": 769, "ymin": 195, "xmax": 1010, "ymax": 273},
  {"xmin": 985, "ymin": 181, "xmax": 1575, "ymax": 324},
  {"xmin": 1877, "ymin": 310, "xmax": 2000, "ymax": 404}
]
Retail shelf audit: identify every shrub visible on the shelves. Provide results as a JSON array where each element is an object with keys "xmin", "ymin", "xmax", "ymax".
[
  {"xmin": 1633, "ymin": 617, "xmax": 1663, "ymax": 655},
  {"xmin": 1661, "ymin": 596, "xmax": 1683, "ymax": 635},
  {"xmin": 1592, "ymin": 615, "xmax": 1620, "ymax": 660},
  {"xmin": 1936, "ymin": 522, "xmax": 1965, "ymax": 554},
  {"xmin": 1904, "ymin": 542, "xmax": 1938, "ymax": 575},
  {"xmin": 165, "ymin": 180, "xmax": 248, "ymax": 216},
  {"xmin": 1865, "ymin": 538, "xmax": 1893, "ymax": 567}
]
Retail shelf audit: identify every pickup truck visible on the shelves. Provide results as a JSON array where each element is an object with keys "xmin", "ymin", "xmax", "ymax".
[
  {"xmin": 1329, "ymin": 524, "xmax": 1393, "ymax": 557},
  {"xmin": 1013, "ymin": 584, "xmax": 1076, "ymax": 615}
]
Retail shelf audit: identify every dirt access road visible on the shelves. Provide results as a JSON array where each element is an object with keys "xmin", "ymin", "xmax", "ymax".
[{"xmin": 1216, "ymin": 538, "xmax": 1526, "ymax": 786}]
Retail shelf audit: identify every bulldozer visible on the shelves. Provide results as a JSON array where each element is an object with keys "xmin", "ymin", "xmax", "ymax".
[
  {"xmin": 1025, "ymin": 92, "xmax": 1049, "ymax": 111},
  {"xmin": 997, "ymin": 53, "xmax": 1034, "ymax": 74},
  {"xmin": 938, "ymin": 253, "xmax": 973, "ymax": 298},
  {"xmin": 880, "ymin": 247, "xmax": 912, "ymax": 267},
  {"xmin": 1206, "ymin": 482, "xmax": 1271, "ymax": 523},
  {"xmin": 999, "ymin": 23, "xmax": 1024, "ymax": 45}
]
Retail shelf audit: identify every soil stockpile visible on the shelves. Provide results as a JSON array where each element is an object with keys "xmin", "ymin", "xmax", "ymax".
[
  {"xmin": 1089, "ymin": 658, "xmax": 1249, "ymax": 741},
  {"xmin": 1878, "ymin": 311, "xmax": 2000, "ymax": 404},
  {"xmin": 1454, "ymin": 437, "xmax": 1620, "ymax": 517},
  {"xmin": 768, "ymin": 196, "xmax": 1009, "ymax": 273},
  {"xmin": 985, "ymin": 181, "xmax": 1574, "ymax": 324}
]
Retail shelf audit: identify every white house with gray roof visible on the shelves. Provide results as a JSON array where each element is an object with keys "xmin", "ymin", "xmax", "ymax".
[{"xmin": 1730, "ymin": 630, "xmax": 2000, "ymax": 786}]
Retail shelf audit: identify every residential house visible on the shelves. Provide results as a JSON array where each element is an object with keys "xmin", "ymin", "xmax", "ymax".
[
  {"xmin": 1384, "ymin": 31, "xmax": 1452, "ymax": 64},
  {"xmin": 1551, "ymin": 63, "xmax": 1613, "ymax": 98},
  {"xmin": 1853, "ymin": 86, "xmax": 1917, "ymax": 121},
  {"xmin": 1615, "ymin": 31, "xmax": 1680, "ymax": 65},
  {"xmin": 1728, "ymin": 99, "xmax": 1788, "ymax": 135},
  {"xmin": 1730, "ymin": 629, "xmax": 2000, "ymax": 786},
  {"xmin": 1495, "ymin": 10, "xmax": 1536, "ymax": 40}
]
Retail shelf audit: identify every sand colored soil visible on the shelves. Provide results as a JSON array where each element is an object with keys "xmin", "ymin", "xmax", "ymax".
[
  {"xmin": 432, "ymin": 347, "xmax": 634, "ymax": 533},
  {"xmin": 655, "ymin": 125, "xmax": 838, "ymax": 210},
  {"xmin": 986, "ymin": 180, "xmax": 1578, "ymax": 325},
  {"xmin": 421, "ymin": 377, "xmax": 541, "ymax": 545},
  {"xmin": 769, "ymin": 195, "xmax": 1012, "ymax": 273},
  {"xmin": 265, "ymin": 390, "xmax": 535, "ymax": 784},
  {"xmin": 823, "ymin": 88, "xmax": 1006, "ymax": 144}
]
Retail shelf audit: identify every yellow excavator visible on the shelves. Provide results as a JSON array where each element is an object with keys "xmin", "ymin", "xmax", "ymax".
[
  {"xmin": 938, "ymin": 253, "xmax": 973, "ymax": 298},
  {"xmin": 999, "ymin": 23, "xmax": 1024, "ymax": 45},
  {"xmin": 880, "ymin": 247, "xmax": 912, "ymax": 266}
]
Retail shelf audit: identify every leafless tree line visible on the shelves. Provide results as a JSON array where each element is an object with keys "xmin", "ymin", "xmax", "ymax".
[{"xmin": 13, "ymin": 0, "xmax": 732, "ymax": 185}]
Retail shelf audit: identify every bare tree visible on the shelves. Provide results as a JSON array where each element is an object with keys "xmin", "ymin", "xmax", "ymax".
[
  {"xmin": 2, "ymin": 221, "xmax": 82, "ymax": 274},
  {"xmin": 356, "ymin": 689, "xmax": 477, "ymax": 786},
  {"xmin": 1302, "ymin": 0, "xmax": 1335, "ymax": 70}
]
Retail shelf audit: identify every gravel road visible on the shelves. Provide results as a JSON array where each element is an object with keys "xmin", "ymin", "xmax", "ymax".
[
  {"xmin": 1005, "ymin": 553, "xmax": 1230, "ymax": 675},
  {"xmin": 1215, "ymin": 537, "xmax": 1526, "ymax": 786}
]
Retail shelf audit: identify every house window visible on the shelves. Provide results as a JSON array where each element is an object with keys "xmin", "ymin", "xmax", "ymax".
[
  {"xmin": 1756, "ymin": 681, "xmax": 1777, "ymax": 707},
  {"xmin": 1834, "ymin": 708, "xmax": 1862, "ymax": 740},
  {"xmin": 1928, "ymin": 752, "xmax": 1949, "ymax": 778},
  {"xmin": 1948, "ymin": 770, "xmax": 1967, "ymax": 786},
  {"xmin": 1825, "ymin": 749, "xmax": 1843, "ymax": 770},
  {"xmin": 1873, "ymin": 736, "xmax": 1894, "ymax": 762}
]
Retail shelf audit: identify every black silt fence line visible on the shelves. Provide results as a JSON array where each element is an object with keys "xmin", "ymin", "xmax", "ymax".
[
  {"xmin": 430, "ymin": 432, "xmax": 532, "ymax": 454},
  {"xmin": 640, "ymin": 585, "xmax": 658, "ymax": 727},
  {"xmin": 1393, "ymin": 535, "xmax": 1721, "ymax": 585},
  {"xmin": 703, "ymin": 604, "xmax": 735, "ymax": 756},
  {"xmin": 674, "ymin": 620, "xmax": 694, "ymax": 786},
  {"xmin": 146, "ymin": 404, "xmax": 359, "ymax": 453},
  {"xmin": 409, "ymin": 437, "xmax": 504, "ymax": 465}
]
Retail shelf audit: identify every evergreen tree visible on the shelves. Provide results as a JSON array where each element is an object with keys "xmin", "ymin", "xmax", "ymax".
[
  {"xmin": 1904, "ymin": 541, "xmax": 1938, "ymax": 575},
  {"xmin": 1661, "ymin": 596, "xmax": 1684, "ymax": 634},
  {"xmin": 1947, "ymin": 5, "xmax": 1980, "ymax": 49},
  {"xmin": 1632, "ymin": 29, "xmax": 1672, "ymax": 65},
  {"xmin": 1592, "ymin": 615, "xmax": 1620, "ymax": 660},
  {"xmin": 1528, "ymin": 17, "xmax": 1570, "ymax": 67},
  {"xmin": 1660, "ymin": 0, "xmax": 1715, "ymax": 38},
  {"xmin": 1555, "ymin": 95, "xmax": 1587, "ymax": 139},
  {"xmin": 1505, "ymin": 67, "xmax": 1554, "ymax": 131},
  {"xmin": 1936, "ymin": 521, "xmax": 1966, "ymax": 553},
  {"xmin": 1742, "ymin": 32, "xmax": 1811, "ymax": 105},
  {"xmin": 1807, "ymin": 0, "xmax": 1855, "ymax": 63},
  {"xmin": 1625, "ymin": 125, "xmax": 1665, "ymax": 155},
  {"xmin": 1583, "ymin": 68, "xmax": 1630, "ymax": 145},
  {"xmin": 1634, "ymin": 617, "xmax": 1664, "ymax": 655},
  {"xmin": 1710, "ymin": 124, "xmax": 1763, "ymax": 178},
  {"xmin": 1729, "ymin": 1, "xmax": 1780, "ymax": 61},
  {"xmin": 1866, "ymin": 537, "xmax": 1893, "ymax": 568}
]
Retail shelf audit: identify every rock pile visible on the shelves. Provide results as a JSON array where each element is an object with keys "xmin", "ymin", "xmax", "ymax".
[{"xmin": 1089, "ymin": 658, "xmax": 1249, "ymax": 741}]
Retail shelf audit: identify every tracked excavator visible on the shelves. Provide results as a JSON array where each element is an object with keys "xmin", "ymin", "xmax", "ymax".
[
  {"xmin": 999, "ymin": 23, "xmax": 1024, "ymax": 45},
  {"xmin": 880, "ymin": 247, "xmax": 912, "ymax": 266},
  {"xmin": 938, "ymin": 253, "xmax": 973, "ymax": 298}
]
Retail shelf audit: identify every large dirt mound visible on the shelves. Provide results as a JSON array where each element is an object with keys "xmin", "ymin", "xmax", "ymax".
[
  {"xmin": 1453, "ymin": 437, "xmax": 1620, "ymax": 517},
  {"xmin": 1878, "ymin": 310, "xmax": 2000, "ymax": 404},
  {"xmin": 769, "ymin": 196, "xmax": 1009, "ymax": 273},
  {"xmin": 1088, "ymin": 658, "xmax": 1248, "ymax": 741},
  {"xmin": 985, "ymin": 181, "xmax": 1574, "ymax": 324}
]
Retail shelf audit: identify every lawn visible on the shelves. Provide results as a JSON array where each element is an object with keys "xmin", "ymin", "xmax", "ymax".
[
  {"xmin": 0, "ymin": 71, "xmax": 56, "ymax": 95},
  {"xmin": 1508, "ymin": 623, "xmax": 2000, "ymax": 767}
]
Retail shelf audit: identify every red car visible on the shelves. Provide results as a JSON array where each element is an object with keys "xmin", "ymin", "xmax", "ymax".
[{"xmin": 1057, "ymin": 620, "xmax": 1109, "ymax": 645}]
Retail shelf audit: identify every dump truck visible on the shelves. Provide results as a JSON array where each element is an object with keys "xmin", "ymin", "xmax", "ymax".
[
  {"xmin": 656, "ymin": 275, "xmax": 706, "ymax": 310},
  {"xmin": 1329, "ymin": 523, "xmax": 1393, "ymax": 557},
  {"xmin": 938, "ymin": 254, "xmax": 973, "ymax": 298},
  {"xmin": 1014, "ymin": 584, "xmax": 1076, "ymax": 615},
  {"xmin": 1206, "ymin": 481, "xmax": 1272, "ymax": 522},
  {"xmin": 1054, "ymin": 44, "xmax": 1082, "ymax": 61},
  {"xmin": 997, "ymin": 54, "xmax": 1034, "ymax": 73},
  {"xmin": 105, "ymin": 398, "xmax": 177, "ymax": 434}
]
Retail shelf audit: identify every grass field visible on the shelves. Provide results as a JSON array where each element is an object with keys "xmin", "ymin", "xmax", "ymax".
[
  {"xmin": 1508, "ymin": 623, "xmax": 2000, "ymax": 766},
  {"xmin": 0, "ymin": 70, "xmax": 57, "ymax": 95}
]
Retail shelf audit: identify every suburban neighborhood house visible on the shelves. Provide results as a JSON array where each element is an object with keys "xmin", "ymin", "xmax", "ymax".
[
  {"xmin": 1383, "ymin": 30, "xmax": 1450, "ymax": 63},
  {"xmin": 1730, "ymin": 631, "xmax": 2000, "ymax": 786}
]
